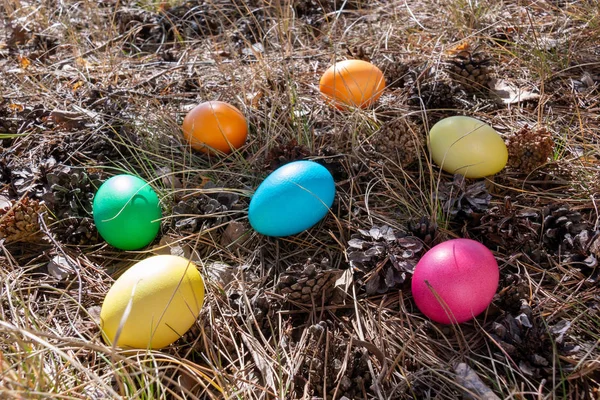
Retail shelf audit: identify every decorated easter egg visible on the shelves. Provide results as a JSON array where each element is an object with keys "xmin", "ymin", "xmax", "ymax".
[
  {"xmin": 249, "ymin": 160, "xmax": 335, "ymax": 237},
  {"xmin": 411, "ymin": 239, "xmax": 499, "ymax": 324},
  {"xmin": 100, "ymin": 255, "xmax": 205, "ymax": 349},
  {"xmin": 93, "ymin": 174, "xmax": 162, "ymax": 250},
  {"xmin": 182, "ymin": 101, "xmax": 248, "ymax": 154},
  {"xmin": 428, "ymin": 116, "xmax": 508, "ymax": 178},
  {"xmin": 319, "ymin": 59, "xmax": 386, "ymax": 109}
]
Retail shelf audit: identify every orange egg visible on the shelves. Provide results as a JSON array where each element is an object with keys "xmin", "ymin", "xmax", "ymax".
[
  {"xmin": 182, "ymin": 101, "xmax": 248, "ymax": 154},
  {"xmin": 319, "ymin": 59, "xmax": 386, "ymax": 109}
]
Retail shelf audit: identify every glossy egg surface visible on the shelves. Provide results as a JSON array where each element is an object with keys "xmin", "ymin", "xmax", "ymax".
[
  {"xmin": 92, "ymin": 174, "xmax": 162, "ymax": 250},
  {"xmin": 428, "ymin": 116, "xmax": 508, "ymax": 178},
  {"xmin": 249, "ymin": 160, "xmax": 335, "ymax": 237},
  {"xmin": 100, "ymin": 255, "xmax": 205, "ymax": 349},
  {"xmin": 319, "ymin": 60, "xmax": 386, "ymax": 109},
  {"xmin": 411, "ymin": 239, "xmax": 499, "ymax": 324},
  {"xmin": 182, "ymin": 101, "xmax": 248, "ymax": 154}
]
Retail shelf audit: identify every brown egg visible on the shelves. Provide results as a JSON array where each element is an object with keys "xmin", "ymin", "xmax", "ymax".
[
  {"xmin": 319, "ymin": 59, "xmax": 386, "ymax": 109},
  {"xmin": 182, "ymin": 101, "xmax": 248, "ymax": 154}
]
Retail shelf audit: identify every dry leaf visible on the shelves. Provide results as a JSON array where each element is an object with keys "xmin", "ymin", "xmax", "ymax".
[
  {"xmin": 75, "ymin": 57, "xmax": 90, "ymax": 67},
  {"xmin": 245, "ymin": 91, "xmax": 263, "ymax": 107},
  {"xmin": 157, "ymin": 167, "xmax": 183, "ymax": 190},
  {"xmin": 242, "ymin": 43, "xmax": 264, "ymax": 57},
  {"xmin": 71, "ymin": 81, "xmax": 84, "ymax": 92},
  {"xmin": 48, "ymin": 110, "xmax": 86, "ymax": 129},
  {"xmin": 18, "ymin": 55, "xmax": 31, "ymax": 69},
  {"xmin": 8, "ymin": 25, "xmax": 30, "ymax": 47},
  {"xmin": 0, "ymin": 195, "xmax": 11, "ymax": 210},
  {"xmin": 447, "ymin": 41, "xmax": 472, "ymax": 55},
  {"xmin": 220, "ymin": 221, "xmax": 246, "ymax": 247},
  {"xmin": 241, "ymin": 333, "xmax": 276, "ymax": 392},
  {"xmin": 198, "ymin": 176, "xmax": 212, "ymax": 188},
  {"xmin": 206, "ymin": 262, "xmax": 235, "ymax": 287},
  {"xmin": 154, "ymin": 235, "xmax": 190, "ymax": 258},
  {"xmin": 335, "ymin": 268, "xmax": 354, "ymax": 293},
  {"xmin": 87, "ymin": 306, "xmax": 102, "ymax": 325},
  {"xmin": 8, "ymin": 103, "xmax": 24, "ymax": 112},
  {"xmin": 47, "ymin": 255, "xmax": 73, "ymax": 280},
  {"xmin": 490, "ymin": 79, "xmax": 540, "ymax": 104}
]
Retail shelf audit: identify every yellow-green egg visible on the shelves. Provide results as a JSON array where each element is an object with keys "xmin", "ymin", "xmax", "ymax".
[
  {"xmin": 100, "ymin": 255, "xmax": 205, "ymax": 349},
  {"xmin": 428, "ymin": 116, "xmax": 508, "ymax": 178}
]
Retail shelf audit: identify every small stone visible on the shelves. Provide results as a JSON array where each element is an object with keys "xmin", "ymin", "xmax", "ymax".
[{"xmin": 531, "ymin": 354, "xmax": 549, "ymax": 367}]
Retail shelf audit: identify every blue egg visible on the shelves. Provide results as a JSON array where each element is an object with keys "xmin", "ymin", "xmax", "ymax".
[{"xmin": 249, "ymin": 160, "xmax": 335, "ymax": 237}]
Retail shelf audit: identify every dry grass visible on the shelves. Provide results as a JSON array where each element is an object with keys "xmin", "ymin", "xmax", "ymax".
[{"xmin": 1, "ymin": 0, "xmax": 599, "ymax": 398}]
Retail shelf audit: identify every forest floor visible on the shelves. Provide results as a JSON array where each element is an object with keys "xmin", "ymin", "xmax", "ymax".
[{"xmin": 1, "ymin": 0, "xmax": 599, "ymax": 399}]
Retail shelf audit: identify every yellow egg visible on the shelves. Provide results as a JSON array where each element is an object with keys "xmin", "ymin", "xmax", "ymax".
[
  {"xmin": 428, "ymin": 116, "xmax": 508, "ymax": 178},
  {"xmin": 100, "ymin": 255, "xmax": 205, "ymax": 349},
  {"xmin": 319, "ymin": 59, "xmax": 386, "ymax": 109}
]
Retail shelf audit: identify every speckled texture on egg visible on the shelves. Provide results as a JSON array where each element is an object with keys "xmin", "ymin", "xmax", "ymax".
[{"xmin": 249, "ymin": 160, "xmax": 335, "ymax": 237}]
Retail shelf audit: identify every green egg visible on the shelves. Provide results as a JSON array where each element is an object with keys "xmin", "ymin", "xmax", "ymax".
[{"xmin": 92, "ymin": 174, "xmax": 162, "ymax": 250}]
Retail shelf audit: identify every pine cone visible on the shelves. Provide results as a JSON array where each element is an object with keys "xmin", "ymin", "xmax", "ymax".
[
  {"xmin": 506, "ymin": 126, "xmax": 554, "ymax": 173},
  {"xmin": 295, "ymin": 321, "xmax": 371, "ymax": 398},
  {"xmin": 477, "ymin": 197, "xmax": 541, "ymax": 253},
  {"xmin": 347, "ymin": 225, "xmax": 423, "ymax": 295},
  {"xmin": 541, "ymin": 204, "xmax": 589, "ymax": 252},
  {"xmin": 293, "ymin": 0, "xmax": 334, "ymax": 27},
  {"xmin": 346, "ymin": 45, "xmax": 371, "ymax": 61},
  {"xmin": 490, "ymin": 312, "xmax": 551, "ymax": 379},
  {"xmin": 436, "ymin": 174, "xmax": 492, "ymax": 220},
  {"xmin": 362, "ymin": 118, "xmax": 422, "ymax": 168},
  {"xmin": 277, "ymin": 259, "xmax": 342, "ymax": 304},
  {"xmin": 496, "ymin": 274, "xmax": 529, "ymax": 312},
  {"xmin": 43, "ymin": 166, "xmax": 102, "ymax": 219},
  {"xmin": 63, "ymin": 130, "xmax": 124, "ymax": 163},
  {"xmin": 225, "ymin": 289, "xmax": 276, "ymax": 335},
  {"xmin": 0, "ymin": 197, "xmax": 46, "ymax": 243},
  {"xmin": 406, "ymin": 64, "xmax": 462, "ymax": 110},
  {"xmin": 264, "ymin": 138, "xmax": 311, "ymax": 171},
  {"xmin": 377, "ymin": 55, "xmax": 409, "ymax": 89},
  {"xmin": 408, "ymin": 216, "xmax": 438, "ymax": 245},
  {"xmin": 0, "ymin": 158, "xmax": 53, "ymax": 199},
  {"xmin": 545, "ymin": 207, "xmax": 600, "ymax": 272},
  {"xmin": 158, "ymin": 1, "xmax": 220, "ymax": 40},
  {"xmin": 408, "ymin": 79, "xmax": 461, "ymax": 110},
  {"xmin": 55, "ymin": 217, "xmax": 99, "ymax": 246},
  {"xmin": 172, "ymin": 183, "xmax": 240, "ymax": 233},
  {"xmin": 314, "ymin": 145, "xmax": 350, "ymax": 182},
  {"xmin": 560, "ymin": 226, "xmax": 599, "ymax": 273},
  {"xmin": 447, "ymin": 50, "xmax": 492, "ymax": 90}
]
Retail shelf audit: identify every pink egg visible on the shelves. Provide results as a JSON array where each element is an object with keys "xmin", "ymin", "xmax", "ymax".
[{"xmin": 411, "ymin": 239, "xmax": 499, "ymax": 324}]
